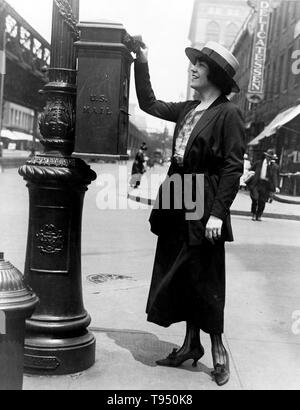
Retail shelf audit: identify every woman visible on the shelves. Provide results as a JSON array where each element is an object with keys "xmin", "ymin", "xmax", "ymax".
[
  {"xmin": 130, "ymin": 143, "xmax": 148, "ymax": 189},
  {"xmin": 134, "ymin": 41, "xmax": 245, "ymax": 387}
]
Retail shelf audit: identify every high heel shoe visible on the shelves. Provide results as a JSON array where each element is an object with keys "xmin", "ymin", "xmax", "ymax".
[
  {"xmin": 212, "ymin": 350, "xmax": 230, "ymax": 386},
  {"xmin": 156, "ymin": 346, "xmax": 205, "ymax": 368}
]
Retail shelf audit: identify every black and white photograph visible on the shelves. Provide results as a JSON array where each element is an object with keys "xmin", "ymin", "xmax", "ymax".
[{"xmin": 0, "ymin": 0, "xmax": 300, "ymax": 393}]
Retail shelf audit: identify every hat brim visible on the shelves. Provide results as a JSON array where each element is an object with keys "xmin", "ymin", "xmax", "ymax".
[
  {"xmin": 185, "ymin": 47, "xmax": 240, "ymax": 94},
  {"xmin": 264, "ymin": 152, "xmax": 275, "ymax": 158}
]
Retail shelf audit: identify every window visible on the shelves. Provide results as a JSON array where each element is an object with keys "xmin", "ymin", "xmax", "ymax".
[
  {"xmin": 206, "ymin": 21, "xmax": 220, "ymax": 43},
  {"xmin": 225, "ymin": 23, "xmax": 239, "ymax": 49},
  {"xmin": 283, "ymin": 47, "xmax": 293, "ymax": 91},
  {"xmin": 278, "ymin": 54, "xmax": 285, "ymax": 92},
  {"xmin": 272, "ymin": 8, "xmax": 277, "ymax": 39},
  {"xmin": 266, "ymin": 63, "xmax": 273, "ymax": 99},
  {"xmin": 5, "ymin": 15, "xmax": 18, "ymax": 38},
  {"xmin": 277, "ymin": 8, "xmax": 282, "ymax": 36},
  {"xmin": 264, "ymin": 63, "xmax": 270, "ymax": 97},
  {"xmin": 283, "ymin": 2, "xmax": 288, "ymax": 30},
  {"xmin": 294, "ymin": 20, "xmax": 300, "ymax": 39},
  {"xmin": 272, "ymin": 61, "xmax": 277, "ymax": 95}
]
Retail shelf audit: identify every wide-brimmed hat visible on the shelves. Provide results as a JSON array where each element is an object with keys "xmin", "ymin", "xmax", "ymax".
[
  {"xmin": 264, "ymin": 148, "xmax": 276, "ymax": 159},
  {"xmin": 185, "ymin": 41, "xmax": 240, "ymax": 93}
]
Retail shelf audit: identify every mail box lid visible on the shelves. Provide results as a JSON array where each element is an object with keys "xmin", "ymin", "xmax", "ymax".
[{"xmin": 78, "ymin": 20, "xmax": 126, "ymax": 43}]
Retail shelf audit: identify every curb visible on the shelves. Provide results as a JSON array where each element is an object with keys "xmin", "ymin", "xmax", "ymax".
[
  {"xmin": 273, "ymin": 194, "xmax": 300, "ymax": 205},
  {"xmin": 128, "ymin": 193, "xmax": 300, "ymax": 222}
]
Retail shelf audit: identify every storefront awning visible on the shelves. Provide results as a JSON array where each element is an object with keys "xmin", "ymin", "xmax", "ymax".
[
  {"xmin": 1, "ymin": 129, "xmax": 33, "ymax": 141},
  {"xmin": 248, "ymin": 104, "xmax": 300, "ymax": 146},
  {"xmin": 1, "ymin": 129, "xmax": 16, "ymax": 139},
  {"xmin": 12, "ymin": 131, "xmax": 33, "ymax": 142}
]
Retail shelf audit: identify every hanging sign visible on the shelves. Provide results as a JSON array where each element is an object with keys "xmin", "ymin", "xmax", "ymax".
[{"xmin": 247, "ymin": 0, "xmax": 271, "ymax": 104}]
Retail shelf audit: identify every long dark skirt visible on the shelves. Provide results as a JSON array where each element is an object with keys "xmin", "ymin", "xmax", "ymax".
[{"xmin": 146, "ymin": 236, "xmax": 226, "ymax": 334}]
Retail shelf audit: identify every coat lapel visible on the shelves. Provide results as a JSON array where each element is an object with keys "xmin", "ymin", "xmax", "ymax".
[{"xmin": 184, "ymin": 95, "xmax": 228, "ymax": 160}]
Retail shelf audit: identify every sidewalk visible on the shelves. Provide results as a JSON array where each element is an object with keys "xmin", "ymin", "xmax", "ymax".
[
  {"xmin": 0, "ymin": 150, "xmax": 31, "ymax": 170},
  {"xmin": 128, "ymin": 164, "xmax": 300, "ymax": 221}
]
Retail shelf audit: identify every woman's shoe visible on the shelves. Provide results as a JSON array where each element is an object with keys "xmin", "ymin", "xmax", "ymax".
[
  {"xmin": 212, "ymin": 351, "xmax": 230, "ymax": 387},
  {"xmin": 156, "ymin": 346, "xmax": 205, "ymax": 368}
]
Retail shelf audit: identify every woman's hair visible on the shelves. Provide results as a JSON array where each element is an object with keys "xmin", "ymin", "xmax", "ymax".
[{"xmin": 197, "ymin": 57, "xmax": 233, "ymax": 96}]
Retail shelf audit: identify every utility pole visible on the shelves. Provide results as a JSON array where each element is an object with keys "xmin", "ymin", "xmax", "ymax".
[{"xmin": 19, "ymin": 0, "xmax": 96, "ymax": 375}]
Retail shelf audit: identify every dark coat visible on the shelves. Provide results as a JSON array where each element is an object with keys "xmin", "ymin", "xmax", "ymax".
[
  {"xmin": 131, "ymin": 149, "xmax": 146, "ymax": 175},
  {"xmin": 135, "ymin": 62, "xmax": 245, "ymax": 245},
  {"xmin": 248, "ymin": 160, "xmax": 279, "ymax": 193}
]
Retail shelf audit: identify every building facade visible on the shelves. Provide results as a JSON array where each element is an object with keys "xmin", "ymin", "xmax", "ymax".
[
  {"xmin": 231, "ymin": 0, "xmax": 300, "ymax": 195},
  {"xmin": 187, "ymin": 0, "xmax": 250, "ymax": 99},
  {"xmin": 0, "ymin": 0, "xmax": 50, "ymax": 152}
]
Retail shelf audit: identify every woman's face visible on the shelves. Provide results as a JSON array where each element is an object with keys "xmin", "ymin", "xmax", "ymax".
[{"xmin": 190, "ymin": 59, "xmax": 212, "ymax": 92}]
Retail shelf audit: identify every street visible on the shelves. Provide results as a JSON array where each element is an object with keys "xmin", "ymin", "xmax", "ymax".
[{"xmin": 1, "ymin": 163, "xmax": 300, "ymax": 390}]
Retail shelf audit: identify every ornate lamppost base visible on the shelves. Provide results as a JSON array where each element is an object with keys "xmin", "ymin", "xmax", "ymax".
[
  {"xmin": 24, "ymin": 331, "xmax": 96, "ymax": 375},
  {"xmin": 19, "ymin": 154, "xmax": 97, "ymax": 376}
]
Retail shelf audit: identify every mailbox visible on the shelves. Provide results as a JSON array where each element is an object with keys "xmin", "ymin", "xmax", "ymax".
[{"xmin": 74, "ymin": 21, "xmax": 135, "ymax": 160}]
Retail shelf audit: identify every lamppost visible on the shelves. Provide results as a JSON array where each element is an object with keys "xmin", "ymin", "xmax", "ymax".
[{"xmin": 19, "ymin": 0, "xmax": 97, "ymax": 375}]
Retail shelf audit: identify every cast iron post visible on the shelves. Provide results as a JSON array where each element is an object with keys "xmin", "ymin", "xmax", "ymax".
[{"xmin": 19, "ymin": 0, "xmax": 97, "ymax": 375}]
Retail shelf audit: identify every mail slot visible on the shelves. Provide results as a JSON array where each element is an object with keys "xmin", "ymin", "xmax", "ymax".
[{"xmin": 74, "ymin": 21, "xmax": 134, "ymax": 160}]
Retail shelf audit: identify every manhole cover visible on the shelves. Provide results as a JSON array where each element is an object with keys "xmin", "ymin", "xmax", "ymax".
[{"xmin": 87, "ymin": 274, "xmax": 133, "ymax": 284}]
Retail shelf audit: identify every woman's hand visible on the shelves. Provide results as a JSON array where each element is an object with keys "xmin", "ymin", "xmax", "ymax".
[
  {"xmin": 136, "ymin": 45, "xmax": 149, "ymax": 63},
  {"xmin": 205, "ymin": 215, "xmax": 223, "ymax": 243}
]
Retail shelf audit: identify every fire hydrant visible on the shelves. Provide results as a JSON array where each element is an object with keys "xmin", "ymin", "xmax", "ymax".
[{"xmin": 0, "ymin": 253, "xmax": 38, "ymax": 390}]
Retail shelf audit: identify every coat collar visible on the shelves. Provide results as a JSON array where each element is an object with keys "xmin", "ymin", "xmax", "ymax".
[{"xmin": 184, "ymin": 95, "xmax": 229, "ymax": 160}]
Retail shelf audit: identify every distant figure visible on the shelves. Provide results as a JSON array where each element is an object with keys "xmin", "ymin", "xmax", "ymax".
[
  {"xmin": 247, "ymin": 149, "xmax": 280, "ymax": 221},
  {"xmin": 130, "ymin": 143, "xmax": 148, "ymax": 189},
  {"xmin": 240, "ymin": 153, "xmax": 252, "ymax": 189}
]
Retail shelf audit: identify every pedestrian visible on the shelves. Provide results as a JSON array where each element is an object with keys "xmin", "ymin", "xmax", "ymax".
[
  {"xmin": 247, "ymin": 149, "xmax": 280, "ymax": 221},
  {"xmin": 130, "ymin": 143, "xmax": 147, "ymax": 189},
  {"xmin": 134, "ymin": 41, "xmax": 245, "ymax": 386},
  {"xmin": 240, "ymin": 153, "xmax": 252, "ymax": 189}
]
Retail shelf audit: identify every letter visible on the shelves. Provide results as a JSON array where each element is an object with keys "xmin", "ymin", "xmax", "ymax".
[
  {"xmin": 253, "ymin": 68, "xmax": 263, "ymax": 76},
  {"xmin": 96, "ymin": 174, "xmax": 117, "ymax": 210},
  {"xmin": 135, "ymin": 398, "xmax": 142, "ymax": 408},
  {"xmin": 255, "ymin": 47, "xmax": 266, "ymax": 56},
  {"xmin": 257, "ymin": 32, "xmax": 266, "ymax": 39},
  {"xmin": 159, "ymin": 173, "xmax": 183, "ymax": 211},
  {"xmin": 256, "ymin": 39, "xmax": 266, "ymax": 47},
  {"xmin": 184, "ymin": 174, "xmax": 204, "ymax": 221},
  {"xmin": 261, "ymin": 1, "xmax": 270, "ymax": 9},
  {"xmin": 292, "ymin": 50, "xmax": 300, "ymax": 75},
  {"xmin": 292, "ymin": 311, "xmax": 300, "ymax": 335},
  {"xmin": 251, "ymin": 83, "xmax": 261, "ymax": 91},
  {"xmin": 0, "ymin": 311, "xmax": 6, "ymax": 335},
  {"xmin": 254, "ymin": 61, "xmax": 263, "ymax": 69}
]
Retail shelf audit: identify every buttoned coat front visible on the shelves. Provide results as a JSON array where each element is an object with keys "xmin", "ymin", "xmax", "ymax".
[{"xmin": 135, "ymin": 62, "xmax": 246, "ymax": 245}]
